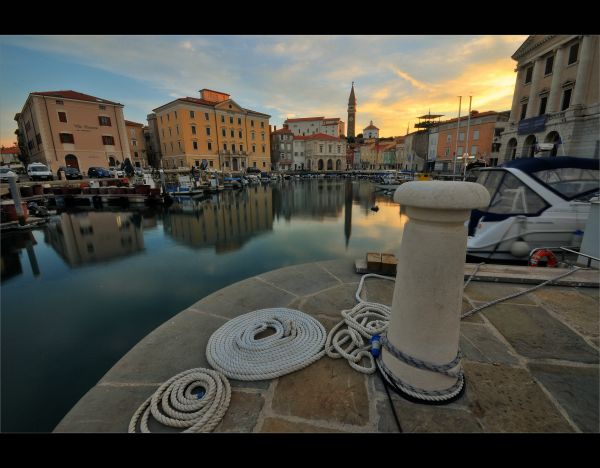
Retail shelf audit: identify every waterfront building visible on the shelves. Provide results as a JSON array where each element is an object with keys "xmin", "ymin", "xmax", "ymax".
[
  {"xmin": 145, "ymin": 113, "xmax": 162, "ymax": 168},
  {"xmin": 125, "ymin": 120, "xmax": 147, "ymax": 168},
  {"xmin": 434, "ymin": 111, "xmax": 509, "ymax": 173},
  {"xmin": 271, "ymin": 125, "xmax": 295, "ymax": 171},
  {"xmin": 300, "ymin": 134, "xmax": 346, "ymax": 171},
  {"xmin": 363, "ymin": 121, "xmax": 379, "ymax": 139},
  {"xmin": 1, "ymin": 146, "xmax": 21, "ymax": 166},
  {"xmin": 153, "ymin": 88, "xmax": 271, "ymax": 172},
  {"xmin": 498, "ymin": 35, "xmax": 599, "ymax": 161},
  {"xmin": 347, "ymin": 82, "xmax": 357, "ymax": 139},
  {"xmin": 284, "ymin": 116, "xmax": 345, "ymax": 138},
  {"xmin": 14, "ymin": 90, "xmax": 130, "ymax": 173}
]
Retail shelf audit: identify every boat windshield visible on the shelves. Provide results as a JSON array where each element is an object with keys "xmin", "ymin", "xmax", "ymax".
[
  {"xmin": 531, "ymin": 167, "xmax": 599, "ymax": 200},
  {"xmin": 476, "ymin": 170, "xmax": 549, "ymax": 215}
]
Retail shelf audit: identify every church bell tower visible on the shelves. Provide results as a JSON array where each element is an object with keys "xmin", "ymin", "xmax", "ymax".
[{"xmin": 347, "ymin": 82, "xmax": 357, "ymax": 138}]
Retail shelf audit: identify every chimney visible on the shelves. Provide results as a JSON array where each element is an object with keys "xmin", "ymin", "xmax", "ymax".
[{"xmin": 274, "ymin": 125, "xmax": 277, "ymax": 131}]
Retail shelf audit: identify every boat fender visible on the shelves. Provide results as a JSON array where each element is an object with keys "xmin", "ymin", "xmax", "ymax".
[
  {"xmin": 510, "ymin": 240, "xmax": 530, "ymax": 258},
  {"xmin": 370, "ymin": 335, "xmax": 381, "ymax": 357},
  {"xmin": 529, "ymin": 249, "xmax": 558, "ymax": 268}
]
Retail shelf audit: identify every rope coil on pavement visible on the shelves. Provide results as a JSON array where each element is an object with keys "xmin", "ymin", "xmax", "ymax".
[
  {"xmin": 206, "ymin": 308, "xmax": 327, "ymax": 380},
  {"xmin": 128, "ymin": 367, "xmax": 231, "ymax": 433}
]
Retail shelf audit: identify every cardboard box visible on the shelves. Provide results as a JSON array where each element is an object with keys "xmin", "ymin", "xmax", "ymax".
[{"xmin": 366, "ymin": 252, "xmax": 382, "ymax": 271}]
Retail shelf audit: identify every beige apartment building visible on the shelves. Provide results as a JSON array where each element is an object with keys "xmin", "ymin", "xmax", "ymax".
[
  {"xmin": 498, "ymin": 35, "xmax": 599, "ymax": 161},
  {"xmin": 14, "ymin": 90, "xmax": 130, "ymax": 174},
  {"xmin": 153, "ymin": 88, "xmax": 271, "ymax": 172},
  {"xmin": 125, "ymin": 120, "xmax": 147, "ymax": 168}
]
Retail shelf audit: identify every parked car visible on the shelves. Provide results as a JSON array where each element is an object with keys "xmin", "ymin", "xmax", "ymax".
[
  {"xmin": 134, "ymin": 167, "xmax": 144, "ymax": 177},
  {"xmin": 0, "ymin": 166, "xmax": 19, "ymax": 183},
  {"xmin": 58, "ymin": 166, "xmax": 83, "ymax": 180},
  {"xmin": 27, "ymin": 162, "xmax": 54, "ymax": 181},
  {"xmin": 108, "ymin": 167, "xmax": 125, "ymax": 178},
  {"xmin": 88, "ymin": 167, "xmax": 111, "ymax": 178}
]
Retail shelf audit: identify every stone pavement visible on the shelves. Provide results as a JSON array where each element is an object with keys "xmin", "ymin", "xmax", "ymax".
[{"xmin": 54, "ymin": 260, "xmax": 599, "ymax": 433}]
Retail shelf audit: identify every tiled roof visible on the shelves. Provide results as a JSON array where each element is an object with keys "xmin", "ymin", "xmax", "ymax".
[
  {"xmin": 124, "ymin": 120, "xmax": 144, "ymax": 127},
  {"xmin": 179, "ymin": 97, "xmax": 219, "ymax": 106},
  {"xmin": 32, "ymin": 90, "xmax": 122, "ymax": 106},
  {"xmin": 439, "ymin": 111, "xmax": 499, "ymax": 126},
  {"xmin": 285, "ymin": 117, "xmax": 324, "ymax": 123},
  {"xmin": 200, "ymin": 88, "xmax": 230, "ymax": 96},
  {"xmin": 1, "ymin": 146, "xmax": 19, "ymax": 154},
  {"xmin": 294, "ymin": 133, "xmax": 342, "ymax": 141},
  {"xmin": 153, "ymin": 97, "xmax": 270, "ymax": 118},
  {"xmin": 272, "ymin": 127, "xmax": 293, "ymax": 134},
  {"xmin": 364, "ymin": 124, "xmax": 379, "ymax": 130}
]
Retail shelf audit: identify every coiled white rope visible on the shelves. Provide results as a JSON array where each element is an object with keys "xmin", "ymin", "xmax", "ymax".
[
  {"xmin": 325, "ymin": 274, "xmax": 394, "ymax": 374},
  {"xmin": 206, "ymin": 308, "xmax": 327, "ymax": 380},
  {"xmin": 128, "ymin": 367, "xmax": 231, "ymax": 433}
]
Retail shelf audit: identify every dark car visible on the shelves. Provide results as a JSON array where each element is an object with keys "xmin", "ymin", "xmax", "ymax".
[
  {"xmin": 58, "ymin": 166, "xmax": 83, "ymax": 180},
  {"xmin": 88, "ymin": 167, "xmax": 111, "ymax": 178}
]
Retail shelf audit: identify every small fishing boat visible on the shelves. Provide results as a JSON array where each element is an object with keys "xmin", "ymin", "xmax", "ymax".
[{"xmin": 466, "ymin": 157, "xmax": 599, "ymax": 262}]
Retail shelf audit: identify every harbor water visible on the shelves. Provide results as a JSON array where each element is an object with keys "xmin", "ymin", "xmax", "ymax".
[{"xmin": 0, "ymin": 179, "xmax": 407, "ymax": 432}]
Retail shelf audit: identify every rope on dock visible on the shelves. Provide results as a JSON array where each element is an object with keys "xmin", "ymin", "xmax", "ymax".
[
  {"xmin": 128, "ymin": 368, "xmax": 231, "ymax": 433},
  {"xmin": 206, "ymin": 308, "xmax": 327, "ymax": 380}
]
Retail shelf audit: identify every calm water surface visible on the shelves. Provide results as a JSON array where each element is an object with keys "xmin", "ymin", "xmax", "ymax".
[{"xmin": 1, "ymin": 179, "xmax": 406, "ymax": 432}]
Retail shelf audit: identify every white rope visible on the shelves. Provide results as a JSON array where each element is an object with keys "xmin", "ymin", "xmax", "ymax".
[
  {"xmin": 206, "ymin": 308, "xmax": 327, "ymax": 380},
  {"xmin": 128, "ymin": 367, "xmax": 231, "ymax": 433},
  {"xmin": 325, "ymin": 273, "xmax": 395, "ymax": 374}
]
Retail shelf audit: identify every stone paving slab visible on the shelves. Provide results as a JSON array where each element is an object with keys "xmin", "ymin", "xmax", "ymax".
[
  {"xmin": 289, "ymin": 283, "xmax": 360, "ymax": 319},
  {"xmin": 528, "ymin": 363, "xmax": 599, "ymax": 433},
  {"xmin": 531, "ymin": 287, "xmax": 599, "ymax": 342},
  {"xmin": 55, "ymin": 383, "xmax": 159, "ymax": 433},
  {"xmin": 464, "ymin": 282, "xmax": 536, "ymax": 305},
  {"xmin": 215, "ymin": 391, "xmax": 265, "ymax": 433},
  {"xmin": 317, "ymin": 259, "xmax": 360, "ymax": 284},
  {"xmin": 258, "ymin": 262, "xmax": 340, "ymax": 296},
  {"xmin": 464, "ymin": 362, "xmax": 574, "ymax": 432},
  {"xmin": 483, "ymin": 304, "xmax": 599, "ymax": 364},
  {"xmin": 191, "ymin": 277, "xmax": 297, "ymax": 319},
  {"xmin": 460, "ymin": 323, "xmax": 520, "ymax": 366},
  {"xmin": 271, "ymin": 356, "xmax": 370, "ymax": 427}
]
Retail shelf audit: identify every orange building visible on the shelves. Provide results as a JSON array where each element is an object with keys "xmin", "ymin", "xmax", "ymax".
[
  {"xmin": 153, "ymin": 88, "xmax": 271, "ymax": 171},
  {"xmin": 124, "ymin": 120, "xmax": 147, "ymax": 168},
  {"xmin": 14, "ymin": 90, "xmax": 130, "ymax": 173},
  {"xmin": 434, "ymin": 110, "xmax": 509, "ymax": 172}
]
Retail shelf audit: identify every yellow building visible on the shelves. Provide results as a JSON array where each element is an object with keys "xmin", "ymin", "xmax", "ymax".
[
  {"xmin": 125, "ymin": 120, "xmax": 147, "ymax": 168},
  {"xmin": 153, "ymin": 88, "xmax": 271, "ymax": 171}
]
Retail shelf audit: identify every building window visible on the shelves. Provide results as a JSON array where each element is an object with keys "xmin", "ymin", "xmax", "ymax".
[
  {"xmin": 473, "ymin": 129, "xmax": 480, "ymax": 140},
  {"xmin": 232, "ymin": 144, "xmax": 236, "ymax": 153},
  {"xmin": 568, "ymin": 43, "xmax": 579, "ymax": 65},
  {"xmin": 167, "ymin": 114, "xmax": 170, "ymax": 122},
  {"xmin": 101, "ymin": 135, "xmax": 114, "ymax": 145},
  {"xmin": 176, "ymin": 125, "xmax": 179, "ymax": 135},
  {"xmin": 238, "ymin": 130, "xmax": 242, "ymax": 138},
  {"xmin": 174, "ymin": 111, "xmax": 178, "ymax": 119},
  {"xmin": 471, "ymin": 146, "xmax": 477, "ymax": 155},
  {"xmin": 190, "ymin": 110, "xmax": 195, "ymax": 119},
  {"xmin": 240, "ymin": 144, "xmax": 244, "ymax": 152},
  {"xmin": 525, "ymin": 66, "xmax": 533, "ymax": 84},
  {"xmin": 262, "ymin": 145, "xmax": 265, "ymax": 153},
  {"xmin": 209, "ymin": 160, "xmax": 213, "ymax": 167},
  {"xmin": 169, "ymin": 128, "xmax": 172, "ymax": 136},
  {"xmin": 262, "ymin": 161, "xmax": 266, "ymax": 167},
  {"xmin": 252, "ymin": 145, "xmax": 256, "ymax": 152},
  {"xmin": 295, "ymin": 152, "xmax": 298, "ymax": 157},
  {"xmin": 191, "ymin": 125, "xmax": 197, "ymax": 135},
  {"xmin": 222, "ymin": 128, "xmax": 226, "ymax": 137},
  {"xmin": 251, "ymin": 133, "xmax": 255, "ymax": 140},
  {"xmin": 178, "ymin": 141, "xmax": 181, "ymax": 150},
  {"xmin": 446, "ymin": 134, "xmax": 452, "ymax": 143},
  {"xmin": 520, "ymin": 103, "xmax": 528, "ymax": 120},
  {"xmin": 539, "ymin": 95, "xmax": 548, "ymax": 115},
  {"xmin": 545, "ymin": 55, "xmax": 554, "ymax": 75},
  {"xmin": 238, "ymin": 117, "xmax": 241, "ymax": 125},
  {"xmin": 162, "ymin": 129, "xmax": 165, "ymax": 138},
  {"xmin": 163, "ymin": 143, "xmax": 166, "ymax": 152},
  {"xmin": 445, "ymin": 148, "xmax": 450, "ymax": 156},
  {"xmin": 223, "ymin": 143, "xmax": 227, "ymax": 151},
  {"xmin": 98, "ymin": 116, "xmax": 112, "ymax": 126},
  {"xmin": 328, "ymin": 145, "xmax": 332, "ymax": 153},
  {"xmin": 221, "ymin": 115, "xmax": 225, "ymax": 123},
  {"xmin": 457, "ymin": 147, "xmax": 464, "ymax": 156},
  {"xmin": 193, "ymin": 141, "xmax": 198, "ymax": 150},
  {"xmin": 170, "ymin": 142, "xmax": 173, "ymax": 151},
  {"xmin": 337, "ymin": 145, "xmax": 341, "ymax": 153},
  {"xmin": 561, "ymin": 88, "xmax": 572, "ymax": 111},
  {"xmin": 208, "ymin": 142, "xmax": 212, "ymax": 150},
  {"xmin": 134, "ymin": 151, "xmax": 139, "ymax": 158},
  {"xmin": 58, "ymin": 112, "xmax": 67, "ymax": 123},
  {"xmin": 132, "ymin": 140, "xmax": 137, "ymax": 147},
  {"xmin": 261, "ymin": 121, "xmax": 264, "ymax": 128},
  {"xmin": 261, "ymin": 133, "xmax": 265, "ymax": 141},
  {"xmin": 56, "ymin": 100, "xmax": 64, "ymax": 105},
  {"xmin": 60, "ymin": 133, "xmax": 75, "ymax": 144},
  {"xmin": 251, "ymin": 120, "xmax": 254, "ymax": 127},
  {"xmin": 459, "ymin": 132, "xmax": 465, "ymax": 141},
  {"xmin": 229, "ymin": 116, "xmax": 233, "ymax": 124},
  {"xmin": 241, "ymin": 161, "xmax": 245, "ymax": 168},
  {"xmin": 206, "ymin": 127, "xmax": 211, "ymax": 136},
  {"xmin": 225, "ymin": 161, "xmax": 229, "ymax": 168},
  {"xmin": 253, "ymin": 162, "xmax": 257, "ymax": 167},
  {"xmin": 205, "ymin": 112, "xmax": 209, "ymax": 121},
  {"xmin": 319, "ymin": 145, "xmax": 324, "ymax": 152},
  {"xmin": 230, "ymin": 129, "xmax": 234, "ymax": 138}
]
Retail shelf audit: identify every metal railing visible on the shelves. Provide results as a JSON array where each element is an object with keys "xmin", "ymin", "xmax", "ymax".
[{"xmin": 529, "ymin": 246, "xmax": 599, "ymax": 268}]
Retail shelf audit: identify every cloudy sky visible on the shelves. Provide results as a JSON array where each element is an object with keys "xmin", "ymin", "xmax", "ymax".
[{"xmin": 0, "ymin": 35, "xmax": 527, "ymax": 147}]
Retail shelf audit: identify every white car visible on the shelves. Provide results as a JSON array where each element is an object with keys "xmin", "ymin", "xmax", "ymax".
[
  {"xmin": 27, "ymin": 162, "xmax": 54, "ymax": 181},
  {"xmin": 109, "ymin": 168, "xmax": 125, "ymax": 178},
  {"xmin": 0, "ymin": 167, "xmax": 19, "ymax": 183}
]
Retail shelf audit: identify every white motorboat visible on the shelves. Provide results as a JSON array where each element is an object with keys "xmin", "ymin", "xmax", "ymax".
[{"xmin": 466, "ymin": 157, "xmax": 599, "ymax": 262}]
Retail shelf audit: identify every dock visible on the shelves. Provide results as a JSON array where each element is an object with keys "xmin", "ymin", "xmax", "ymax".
[{"xmin": 54, "ymin": 259, "xmax": 599, "ymax": 433}]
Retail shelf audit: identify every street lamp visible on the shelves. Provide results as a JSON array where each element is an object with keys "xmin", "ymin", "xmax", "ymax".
[{"xmin": 455, "ymin": 153, "xmax": 475, "ymax": 180}]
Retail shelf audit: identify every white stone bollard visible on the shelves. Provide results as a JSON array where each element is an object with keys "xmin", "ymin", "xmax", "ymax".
[{"xmin": 380, "ymin": 181, "xmax": 490, "ymax": 403}]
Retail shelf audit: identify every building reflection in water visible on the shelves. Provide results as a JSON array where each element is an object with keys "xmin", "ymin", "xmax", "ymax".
[
  {"xmin": 44, "ymin": 211, "xmax": 145, "ymax": 266},
  {"xmin": 1, "ymin": 231, "xmax": 40, "ymax": 282},
  {"xmin": 272, "ymin": 179, "xmax": 346, "ymax": 221},
  {"xmin": 163, "ymin": 187, "xmax": 273, "ymax": 253}
]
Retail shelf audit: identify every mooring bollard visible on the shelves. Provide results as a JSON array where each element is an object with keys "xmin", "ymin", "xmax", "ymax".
[
  {"xmin": 380, "ymin": 181, "xmax": 490, "ymax": 404},
  {"xmin": 7, "ymin": 174, "xmax": 27, "ymax": 226}
]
